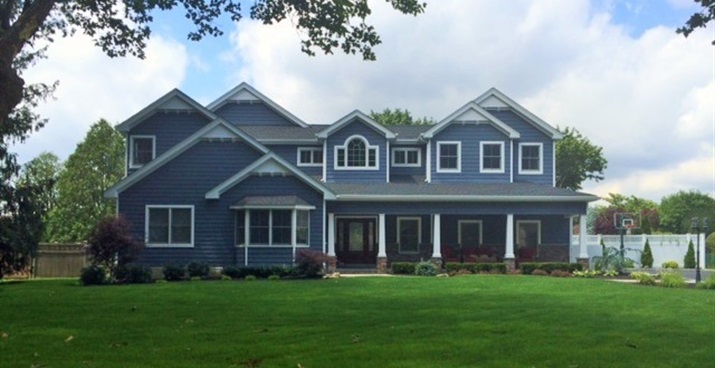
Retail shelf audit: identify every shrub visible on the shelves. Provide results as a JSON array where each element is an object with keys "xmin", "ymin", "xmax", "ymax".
[
  {"xmin": 697, "ymin": 274, "xmax": 715, "ymax": 290},
  {"xmin": 414, "ymin": 261, "xmax": 437, "ymax": 276},
  {"xmin": 190, "ymin": 276, "xmax": 202, "ymax": 282},
  {"xmin": 294, "ymin": 249, "xmax": 328, "ymax": 278},
  {"xmin": 220, "ymin": 275, "xmax": 232, "ymax": 281},
  {"xmin": 392, "ymin": 262, "xmax": 417, "ymax": 275},
  {"xmin": 630, "ymin": 271, "xmax": 656, "ymax": 286},
  {"xmin": 222, "ymin": 266, "xmax": 242, "ymax": 279},
  {"xmin": 163, "ymin": 264, "xmax": 185, "ymax": 281},
  {"xmin": 660, "ymin": 272, "xmax": 687, "ymax": 288},
  {"xmin": 531, "ymin": 269, "xmax": 548, "ymax": 276},
  {"xmin": 244, "ymin": 275, "xmax": 257, "ymax": 281},
  {"xmin": 87, "ymin": 216, "xmax": 141, "ymax": 282},
  {"xmin": 187, "ymin": 262, "xmax": 210, "ymax": 278},
  {"xmin": 640, "ymin": 240, "xmax": 654, "ymax": 268},
  {"xmin": 550, "ymin": 270, "xmax": 572, "ymax": 277},
  {"xmin": 116, "ymin": 264, "xmax": 153, "ymax": 284},
  {"xmin": 593, "ymin": 246, "xmax": 639, "ymax": 274},
  {"xmin": 80, "ymin": 265, "xmax": 107, "ymax": 285},
  {"xmin": 662, "ymin": 260, "xmax": 679, "ymax": 269},
  {"xmin": 520, "ymin": 262, "xmax": 581, "ymax": 275},
  {"xmin": 684, "ymin": 241, "xmax": 696, "ymax": 269},
  {"xmin": 573, "ymin": 270, "xmax": 599, "ymax": 278},
  {"xmin": 602, "ymin": 270, "xmax": 618, "ymax": 277},
  {"xmin": 268, "ymin": 274, "xmax": 281, "ymax": 281}
]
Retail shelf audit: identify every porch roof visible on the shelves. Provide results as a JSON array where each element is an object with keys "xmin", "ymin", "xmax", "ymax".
[
  {"xmin": 324, "ymin": 182, "xmax": 599, "ymax": 202},
  {"xmin": 231, "ymin": 195, "xmax": 316, "ymax": 210}
]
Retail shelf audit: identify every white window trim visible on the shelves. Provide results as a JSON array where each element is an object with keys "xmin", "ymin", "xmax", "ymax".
[
  {"xmin": 518, "ymin": 142, "xmax": 543, "ymax": 175},
  {"xmin": 480, "ymin": 141, "xmax": 505, "ymax": 174},
  {"xmin": 297, "ymin": 147, "xmax": 324, "ymax": 167},
  {"xmin": 436, "ymin": 141, "xmax": 461, "ymax": 173},
  {"xmin": 397, "ymin": 216, "xmax": 422, "ymax": 254},
  {"xmin": 515, "ymin": 220, "xmax": 541, "ymax": 248},
  {"xmin": 458, "ymin": 220, "xmax": 483, "ymax": 246},
  {"xmin": 236, "ymin": 209, "xmax": 311, "ymax": 248},
  {"xmin": 333, "ymin": 135, "xmax": 380, "ymax": 171},
  {"xmin": 391, "ymin": 147, "xmax": 422, "ymax": 167},
  {"xmin": 145, "ymin": 205, "xmax": 194, "ymax": 248},
  {"xmin": 129, "ymin": 135, "xmax": 156, "ymax": 169}
]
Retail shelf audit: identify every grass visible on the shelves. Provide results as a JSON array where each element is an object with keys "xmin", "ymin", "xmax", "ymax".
[{"xmin": 1, "ymin": 276, "xmax": 714, "ymax": 368}]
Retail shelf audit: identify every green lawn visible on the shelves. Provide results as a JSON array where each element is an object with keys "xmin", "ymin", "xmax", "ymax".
[{"xmin": 1, "ymin": 276, "xmax": 713, "ymax": 368}]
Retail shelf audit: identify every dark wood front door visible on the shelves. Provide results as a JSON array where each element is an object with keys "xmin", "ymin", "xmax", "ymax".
[{"xmin": 336, "ymin": 218, "xmax": 377, "ymax": 264}]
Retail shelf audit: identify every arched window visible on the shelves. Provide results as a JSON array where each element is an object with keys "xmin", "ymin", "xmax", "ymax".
[{"xmin": 335, "ymin": 135, "xmax": 378, "ymax": 169}]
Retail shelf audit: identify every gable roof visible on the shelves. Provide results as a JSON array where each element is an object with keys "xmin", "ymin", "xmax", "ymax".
[
  {"xmin": 316, "ymin": 110, "xmax": 396, "ymax": 139},
  {"xmin": 205, "ymin": 153, "xmax": 335, "ymax": 200},
  {"xmin": 207, "ymin": 82, "xmax": 309, "ymax": 128},
  {"xmin": 105, "ymin": 119, "xmax": 269, "ymax": 198},
  {"xmin": 421, "ymin": 101, "xmax": 520, "ymax": 139},
  {"xmin": 116, "ymin": 89, "xmax": 217, "ymax": 133},
  {"xmin": 474, "ymin": 87, "xmax": 563, "ymax": 139},
  {"xmin": 238, "ymin": 125, "xmax": 323, "ymax": 144}
]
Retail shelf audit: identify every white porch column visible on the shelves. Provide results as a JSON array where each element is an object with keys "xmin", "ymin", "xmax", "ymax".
[
  {"xmin": 378, "ymin": 213, "xmax": 387, "ymax": 257},
  {"xmin": 327, "ymin": 213, "xmax": 336, "ymax": 256},
  {"xmin": 291, "ymin": 209, "xmax": 297, "ymax": 262},
  {"xmin": 505, "ymin": 214, "xmax": 515, "ymax": 258},
  {"xmin": 432, "ymin": 214, "xmax": 442, "ymax": 258},
  {"xmin": 579, "ymin": 214, "xmax": 588, "ymax": 259}
]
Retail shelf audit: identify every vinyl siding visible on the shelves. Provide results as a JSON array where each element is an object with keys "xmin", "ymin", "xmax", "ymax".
[
  {"xmin": 390, "ymin": 144, "xmax": 426, "ymax": 180},
  {"xmin": 267, "ymin": 145, "xmax": 323, "ymax": 178},
  {"xmin": 215, "ymin": 101, "xmax": 295, "ymax": 126},
  {"xmin": 325, "ymin": 119, "xmax": 388, "ymax": 182},
  {"xmin": 430, "ymin": 123, "xmax": 511, "ymax": 183},
  {"xmin": 487, "ymin": 109, "xmax": 554, "ymax": 185}
]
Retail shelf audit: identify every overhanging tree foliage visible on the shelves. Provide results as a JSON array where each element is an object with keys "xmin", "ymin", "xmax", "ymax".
[
  {"xmin": 17, "ymin": 151, "xmax": 62, "ymax": 240},
  {"xmin": 555, "ymin": 127, "xmax": 607, "ymax": 191},
  {"xmin": 659, "ymin": 190, "xmax": 715, "ymax": 234},
  {"xmin": 370, "ymin": 108, "xmax": 435, "ymax": 125},
  {"xmin": 45, "ymin": 119, "xmax": 124, "ymax": 243},
  {"xmin": 676, "ymin": 0, "xmax": 715, "ymax": 45}
]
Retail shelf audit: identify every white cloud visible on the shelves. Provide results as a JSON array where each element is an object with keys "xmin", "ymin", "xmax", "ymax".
[
  {"xmin": 223, "ymin": 0, "xmax": 713, "ymax": 201},
  {"xmin": 13, "ymin": 33, "xmax": 188, "ymax": 163}
]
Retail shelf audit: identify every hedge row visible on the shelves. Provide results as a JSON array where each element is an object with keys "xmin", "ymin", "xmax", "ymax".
[
  {"xmin": 445, "ymin": 263, "xmax": 507, "ymax": 274},
  {"xmin": 519, "ymin": 262, "xmax": 582, "ymax": 275}
]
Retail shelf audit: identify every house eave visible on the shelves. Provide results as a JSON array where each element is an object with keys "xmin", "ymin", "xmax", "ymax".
[{"xmin": 331, "ymin": 194, "xmax": 600, "ymax": 202}]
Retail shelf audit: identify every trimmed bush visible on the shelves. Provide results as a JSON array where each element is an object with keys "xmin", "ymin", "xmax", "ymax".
[
  {"xmin": 573, "ymin": 270, "xmax": 599, "ymax": 278},
  {"xmin": 684, "ymin": 241, "xmax": 696, "ymax": 269},
  {"xmin": 268, "ymin": 274, "xmax": 281, "ymax": 281},
  {"xmin": 116, "ymin": 264, "xmax": 153, "ymax": 284},
  {"xmin": 220, "ymin": 266, "xmax": 294, "ymax": 279},
  {"xmin": 630, "ymin": 271, "xmax": 656, "ymax": 286},
  {"xmin": 392, "ymin": 262, "xmax": 417, "ymax": 275},
  {"xmin": 80, "ymin": 265, "xmax": 107, "ymax": 286},
  {"xmin": 444, "ymin": 263, "xmax": 506, "ymax": 274},
  {"xmin": 187, "ymin": 262, "xmax": 210, "ymax": 278},
  {"xmin": 660, "ymin": 272, "xmax": 687, "ymax": 288},
  {"xmin": 662, "ymin": 260, "xmax": 679, "ymax": 269},
  {"xmin": 697, "ymin": 274, "xmax": 715, "ymax": 290},
  {"xmin": 414, "ymin": 261, "xmax": 437, "ymax": 276},
  {"xmin": 162, "ymin": 264, "xmax": 185, "ymax": 281},
  {"xmin": 244, "ymin": 275, "xmax": 257, "ymax": 281},
  {"xmin": 531, "ymin": 269, "xmax": 549, "ymax": 276},
  {"xmin": 641, "ymin": 240, "xmax": 653, "ymax": 268},
  {"xmin": 520, "ymin": 262, "xmax": 582, "ymax": 275},
  {"xmin": 222, "ymin": 266, "xmax": 242, "ymax": 279}
]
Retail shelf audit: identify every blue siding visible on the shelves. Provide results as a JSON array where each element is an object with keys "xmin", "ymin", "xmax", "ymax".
[
  {"xmin": 127, "ymin": 111, "xmax": 211, "ymax": 173},
  {"xmin": 266, "ymin": 144, "xmax": 323, "ymax": 178},
  {"xmin": 430, "ymin": 123, "xmax": 511, "ymax": 183},
  {"xmin": 325, "ymin": 119, "xmax": 388, "ymax": 182},
  {"xmin": 488, "ymin": 110, "xmax": 554, "ymax": 185},
  {"xmin": 215, "ymin": 102, "xmax": 295, "ymax": 126},
  {"xmin": 390, "ymin": 144, "xmax": 426, "ymax": 180}
]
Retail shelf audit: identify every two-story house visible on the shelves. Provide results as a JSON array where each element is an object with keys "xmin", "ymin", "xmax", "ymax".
[{"xmin": 105, "ymin": 83, "xmax": 598, "ymax": 273}]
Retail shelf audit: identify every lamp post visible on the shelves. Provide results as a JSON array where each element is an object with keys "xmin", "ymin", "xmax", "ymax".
[{"xmin": 691, "ymin": 217, "xmax": 709, "ymax": 284}]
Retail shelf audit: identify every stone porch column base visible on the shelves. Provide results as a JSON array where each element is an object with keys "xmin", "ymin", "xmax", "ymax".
[
  {"xmin": 326, "ymin": 256, "xmax": 338, "ymax": 273},
  {"xmin": 504, "ymin": 258, "xmax": 516, "ymax": 272},
  {"xmin": 577, "ymin": 257, "xmax": 590, "ymax": 271},
  {"xmin": 376, "ymin": 257, "xmax": 388, "ymax": 274}
]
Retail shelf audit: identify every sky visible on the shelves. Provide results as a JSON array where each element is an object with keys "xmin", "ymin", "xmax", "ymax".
[{"xmin": 13, "ymin": 0, "xmax": 715, "ymax": 204}]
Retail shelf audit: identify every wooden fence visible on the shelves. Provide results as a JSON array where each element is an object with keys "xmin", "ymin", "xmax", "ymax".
[{"xmin": 33, "ymin": 243, "xmax": 88, "ymax": 278}]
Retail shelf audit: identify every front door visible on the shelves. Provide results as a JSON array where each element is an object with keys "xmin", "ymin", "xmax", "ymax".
[{"xmin": 336, "ymin": 218, "xmax": 377, "ymax": 264}]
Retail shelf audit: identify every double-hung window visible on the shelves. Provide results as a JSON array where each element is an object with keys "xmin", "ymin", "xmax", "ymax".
[
  {"xmin": 335, "ymin": 136, "xmax": 378, "ymax": 170},
  {"xmin": 235, "ymin": 209, "xmax": 311, "ymax": 246},
  {"xmin": 392, "ymin": 147, "xmax": 421, "ymax": 167},
  {"xmin": 297, "ymin": 147, "xmax": 323, "ymax": 167},
  {"xmin": 519, "ymin": 143, "xmax": 543, "ymax": 174},
  {"xmin": 437, "ymin": 141, "xmax": 461, "ymax": 172},
  {"xmin": 146, "ymin": 206, "xmax": 194, "ymax": 247},
  {"xmin": 480, "ymin": 141, "xmax": 504, "ymax": 173},
  {"xmin": 130, "ymin": 135, "xmax": 155, "ymax": 168}
]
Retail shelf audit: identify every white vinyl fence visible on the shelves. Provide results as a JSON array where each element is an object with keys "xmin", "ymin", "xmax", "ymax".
[{"xmin": 570, "ymin": 234, "xmax": 707, "ymax": 269}]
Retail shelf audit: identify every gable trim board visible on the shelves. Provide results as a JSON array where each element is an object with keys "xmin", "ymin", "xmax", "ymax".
[
  {"xmin": 317, "ymin": 110, "xmax": 397, "ymax": 139},
  {"xmin": 105, "ymin": 119, "xmax": 270, "ymax": 198},
  {"xmin": 116, "ymin": 89, "xmax": 217, "ymax": 133},
  {"xmin": 474, "ymin": 87, "xmax": 563, "ymax": 139},
  {"xmin": 421, "ymin": 102, "xmax": 520, "ymax": 139},
  {"xmin": 206, "ymin": 82, "xmax": 309, "ymax": 128},
  {"xmin": 205, "ymin": 153, "xmax": 336, "ymax": 200}
]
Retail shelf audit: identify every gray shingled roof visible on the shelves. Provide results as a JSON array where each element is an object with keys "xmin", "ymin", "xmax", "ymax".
[
  {"xmin": 389, "ymin": 124, "xmax": 432, "ymax": 141},
  {"xmin": 232, "ymin": 195, "xmax": 312, "ymax": 208},
  {"xmin": 237, "ymin": 125, "xmax": 324, "ymax": 142},
  {"xmin": 323, "ymin": 182, "xmax": 598, "ymax": 201}
]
